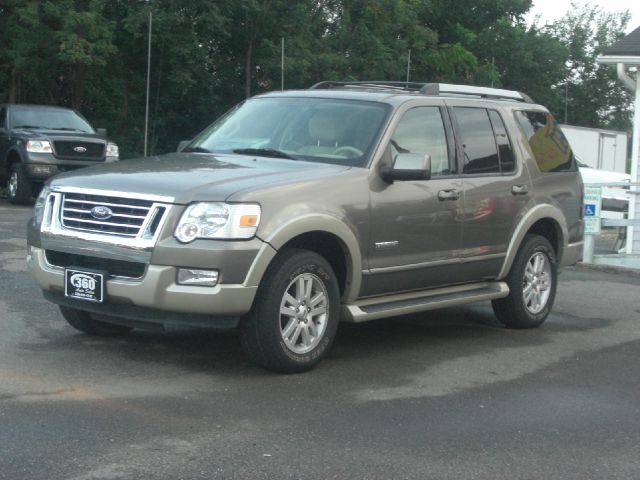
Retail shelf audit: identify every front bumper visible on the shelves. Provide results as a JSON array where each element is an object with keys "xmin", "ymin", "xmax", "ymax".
[
  {"xmin": 24, "ymin": 153, "xmax": 118, "ymax": 181},
  {"xmin": 27, "ymin": 246, "xmax": 258, "ymax": 325}
]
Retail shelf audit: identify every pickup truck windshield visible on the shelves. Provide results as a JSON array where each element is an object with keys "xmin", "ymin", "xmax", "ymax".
[
  {"xmin": 10, "ymin": 108, "xmax": 95, "ymax": 133},
  {"xmin": 187, "ymin": 97, "xmax": 390, "ymax": 167}
]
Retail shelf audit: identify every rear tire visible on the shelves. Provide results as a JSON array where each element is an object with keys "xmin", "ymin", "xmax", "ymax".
[
  {"xmin": 60, "ymin": 306, "xmax": 133, "ymax": 337},
  {"xmin": 492, "ymin": 234, "xmax": 557, "ymax": 329},
  {"xmin": 7, "ymin": 162, "xmax": 33, "ymax": 205},
  {"xmin": 239, "ymin": 248, "xmax": 340, "ymax": 373}
]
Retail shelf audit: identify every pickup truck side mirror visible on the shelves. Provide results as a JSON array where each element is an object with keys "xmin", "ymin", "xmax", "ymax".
[
  {"xmin": 381, "ymin": 153, "xmax": 431, "ymax": 183},
  {"xmin": 96, "ymin": 128, "xmax": 107, "ymax": 138},
  {"xmin": 177, "ymin": 140, "xmax": 191, "ymax": 152}
]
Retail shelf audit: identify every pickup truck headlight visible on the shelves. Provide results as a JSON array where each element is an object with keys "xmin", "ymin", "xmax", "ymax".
[
  {"xmin": 26, "ymin": 140, "xmax": 53, "ymax": 153},
  {"xmin": 174, "ymin": 202, "xmax": 261, "ymax": 243},
  {"xmin": 106, "ymin": 142, "xmax": 119, "ymax": 158}
]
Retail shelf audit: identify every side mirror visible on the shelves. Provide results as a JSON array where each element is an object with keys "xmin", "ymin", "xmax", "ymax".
[
  {"xmin": 177, "ymin": 140, "xmax": 191, "ymax": 152},
  {"xmin": 381, "ymin": 153, "xmax": 431, "ymax": 183},
  {"xmin": 96, "ymin": 128, "xmax": 107, "ymax": 138}
]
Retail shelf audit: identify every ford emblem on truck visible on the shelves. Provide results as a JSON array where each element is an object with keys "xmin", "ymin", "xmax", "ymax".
[
  {"xmin": 73, "ymin": 146, "xmax": 87, "ymax": 153},
  {"xmin": 90, "ymin": 206, "xmax": 113, "ymax": 220}
]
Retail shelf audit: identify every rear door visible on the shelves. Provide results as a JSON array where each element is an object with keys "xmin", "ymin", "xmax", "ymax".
[{"xmin": 449, "ymin": 105, "xmax": 531, "ymax": 280}]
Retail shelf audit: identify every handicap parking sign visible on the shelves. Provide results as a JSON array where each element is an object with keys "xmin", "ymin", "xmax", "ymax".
[{"xmin": 584, "ymin": 204, "xmax": 596, "ymax": 216}]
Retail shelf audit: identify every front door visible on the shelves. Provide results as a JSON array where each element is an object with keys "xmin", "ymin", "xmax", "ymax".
[{"xmin": 363, "ymin": 105, "xmax": 466, "ymax": 297}]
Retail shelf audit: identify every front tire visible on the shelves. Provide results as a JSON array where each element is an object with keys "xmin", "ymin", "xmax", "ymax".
[
  {"xmin": 60, "ymin": 306, "xmax": 133, "ymax": 337},
  {"xmin": 492, "ymin": 234, "xmax": 557, "ymax": 329},
  {"xmin": 7, "ymin": 162, "xmax": 33, "ymax": 205},
  {"xmin": 240, "ymin": 248, "xmax": 340, "ymax": 373}
]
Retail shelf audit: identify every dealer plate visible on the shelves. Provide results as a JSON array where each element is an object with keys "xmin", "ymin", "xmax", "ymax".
[{"xmin": 64, "ymin": 269, "xmax": 105, "ymax": 303}]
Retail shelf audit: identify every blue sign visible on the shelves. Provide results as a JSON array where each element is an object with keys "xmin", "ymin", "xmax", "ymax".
[{"xmin": 584, "ymin": 204, "xmax": 596, "ymax": 217}]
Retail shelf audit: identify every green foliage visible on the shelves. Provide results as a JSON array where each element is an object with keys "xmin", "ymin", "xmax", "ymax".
[
  {"xmin": 547, "ymin": 2, "xmax": 632, "ymax": 130},
  {"xmin": 0, "ymin": 0, "xmax": 633, "ymax": 158}
]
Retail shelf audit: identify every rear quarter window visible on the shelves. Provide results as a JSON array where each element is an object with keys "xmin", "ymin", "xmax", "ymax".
[{"xmin": 515, "ymin": 110, "xmax": 575, "ymax": 173}]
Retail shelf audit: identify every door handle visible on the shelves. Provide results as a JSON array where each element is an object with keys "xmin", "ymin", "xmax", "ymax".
[
  {"xmin": 438, "ymin": 189, "xmax": 460, "ymax": 201},
  {"xmin": 511, "ymin": 184, "xmax": 529, "ymax": 195}
]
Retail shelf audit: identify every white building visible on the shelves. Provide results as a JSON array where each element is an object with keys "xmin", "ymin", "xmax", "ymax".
[{"xmin": 597, "ymin": 26, "xmax": 640, "ymax": 258}]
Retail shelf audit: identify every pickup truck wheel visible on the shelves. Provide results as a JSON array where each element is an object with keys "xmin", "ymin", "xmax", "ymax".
[
  {"xmin": 59, "ymin": 306, "xmax": 133, "ymax": 337},
  {"xmin": 7, "ymin": 163, "xmax": 33, "ymax": 204},
  {"xmin": 492, "ymin": 234, "xmax": 557, "ymax": 329},
  {"xmin": 240, "ymin": 248, "xmax": 340, "ymax": 373}
]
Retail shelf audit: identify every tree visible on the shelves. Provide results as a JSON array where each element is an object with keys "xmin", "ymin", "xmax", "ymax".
[{"xmin": 548, "ymin": 2, "xmax": 632, "ymax": 130}]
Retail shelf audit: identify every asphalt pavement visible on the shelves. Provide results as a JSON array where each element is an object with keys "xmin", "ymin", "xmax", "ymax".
[{"xmin": 1, "ymin": 199, "xmax": 640, "ymax": 479}]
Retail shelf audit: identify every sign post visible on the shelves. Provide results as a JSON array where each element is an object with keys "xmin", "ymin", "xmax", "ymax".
[{"xmin": 582, "ymin": 185, "xmax": 602, "ymax": 263}]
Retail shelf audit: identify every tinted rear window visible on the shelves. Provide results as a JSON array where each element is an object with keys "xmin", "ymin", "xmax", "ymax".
[
  {"xmin": 515, "ymin": 111, "xmax": 575, "ymax": 172},
  {"xmin": 453, "ymin": 107, "xmax": 500, "ymax": 175}
]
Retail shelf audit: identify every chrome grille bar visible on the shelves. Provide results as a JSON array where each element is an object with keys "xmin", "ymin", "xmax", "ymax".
[{"xmin": 57, "ymin": 191, "xmax": 168, "ymax": 240}]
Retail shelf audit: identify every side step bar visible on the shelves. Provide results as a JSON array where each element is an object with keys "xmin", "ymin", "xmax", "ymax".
[{"xmin": 341, "ymin": 282, "xmax": 509, "ymax": 323}]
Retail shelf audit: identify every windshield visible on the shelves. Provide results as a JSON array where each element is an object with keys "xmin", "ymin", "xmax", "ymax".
[
  {"xmin": 187, "ymin": 97, "xmax": 390, "ymax": 167},
  {"xmin": 10, "ymin": 108, "xmax": 95, "ymax": 133}
]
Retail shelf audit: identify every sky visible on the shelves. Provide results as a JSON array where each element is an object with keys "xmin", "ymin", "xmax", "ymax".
[{"xmin": 526, "ymin": 0, "xmax": 640, "ymax": 32}]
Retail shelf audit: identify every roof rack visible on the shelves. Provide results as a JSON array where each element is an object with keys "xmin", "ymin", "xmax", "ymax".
[
  {"xmin": 309, "ymin": 81, "xmax": 534, "ymax": 103},
  {"xmin": 420, "ymin": 83, "xmax": 534, "ymax": 103},
  {"xmin": 310, "ymin": 81, "xmax": 427, "ymax": 92}
]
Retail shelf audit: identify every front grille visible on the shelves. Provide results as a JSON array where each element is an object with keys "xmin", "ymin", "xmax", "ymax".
[
  {"xmin": 61, "ymin": 192, "xmax": 164, "ymax": 237},
  {"xmin": 45, "ymin": 250, "xmax": 146, "ymax": 279},
  {"xmin": 53, "ymin": 141, "xmax": 105, "ymax": 161}
]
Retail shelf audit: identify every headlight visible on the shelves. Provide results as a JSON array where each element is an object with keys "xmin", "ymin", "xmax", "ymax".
[
  {"xmin": 106, "ymin": 142, "xmax": 119, "ymax": 158},
  {"xmin": 26, "ymin": 140, "xmax": 53, "ymax": 153},
  {"xmin": 174, "ymin": 202, "xmax": 261, "ymax": 243},
  {"xmin": 34, "ymin": 185, "xmax": 52, "ymax": 224}
]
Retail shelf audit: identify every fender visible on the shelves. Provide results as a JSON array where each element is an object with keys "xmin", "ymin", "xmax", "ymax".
[
  {"xmin": 244, "ymin": 214, "xmax": 363, "ymax": 302},
  {"xmin": 496, "ymin": 204, "xmax": 568, "ymax": 280}
]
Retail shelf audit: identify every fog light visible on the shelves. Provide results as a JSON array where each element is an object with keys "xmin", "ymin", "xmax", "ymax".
[
  {"xmin": 31, "ymin": 165, "xmax": 53, "ymax": 175},
  {"xmin": 177, "ymin": 268, "xmax": 219, "ymax": 286}
]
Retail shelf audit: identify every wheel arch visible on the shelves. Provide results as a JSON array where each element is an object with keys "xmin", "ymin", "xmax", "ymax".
[
  {"xmin": 497, "ymin": 205, "xmax": 567, "ymax": 280},
  {"xmin": 244, "ymin": 215, "xmax": 363, "ymax": 302},
  {"xmin": 4, "ymin": 148, "xmax": 23, "ymax": 177}
]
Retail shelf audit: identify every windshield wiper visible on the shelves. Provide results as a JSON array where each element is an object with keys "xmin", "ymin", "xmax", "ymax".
[
  {"xmin": 232, "ymin": 148, "xmax": 298, "ymax": 160},
  {"xmin": 13, "ymin": 125, "xmax": 43, "ymax": 129},
  {"xmin": 183, "ymin": 146, "xmax": 213, "ymax": 153}
]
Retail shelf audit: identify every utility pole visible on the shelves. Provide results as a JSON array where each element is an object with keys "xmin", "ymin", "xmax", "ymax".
[
  {"xmin": 144, "ymin": 11, "xmax": 152, "ymax": 157},
  {"xmin": 564, "ymin": 81, "xmax": 569, "ymax": 124},
  {"xmin": 281, "ymin": 37, "xmax": 284, "ymax": 91},
  {"xmin": 406, "ymin": 49, "xmax": 411, "ymax": 83}
]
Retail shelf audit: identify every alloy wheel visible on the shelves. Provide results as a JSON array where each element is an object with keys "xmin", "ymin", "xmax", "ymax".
[
  {"xmin": 522, "ymin": 251, "xmax": 552, "ymax": 314},
  {"xmin": 279, "ymin": 273, "xmax": 329, "ymax": 354}
]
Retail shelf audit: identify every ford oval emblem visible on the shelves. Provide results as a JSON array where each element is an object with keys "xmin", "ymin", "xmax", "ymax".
[
  {"xmin": 90, "ymin": 206, "xmax": 113, "ymax": 220},
  {"xmin": 74, "ymin": 146, "xmax": 87, "ymax": 153}
]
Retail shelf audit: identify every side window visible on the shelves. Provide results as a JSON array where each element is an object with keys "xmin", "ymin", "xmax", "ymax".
[
  {"xmin": 515, "ymin": 110, "xmax": 575, "ymax": 172},
  {"xmin": 453, "ymin": 107, "xmax": 500, "ymax": 175},
  {"xmin": 390, "ymin": 106, "xmax": 451, "ymax": 176},
  {"xmin": 0, "ymin": 108, "xmax": 5, "ymax": 129},
  {"xmin": 488, "ymin": 110, "xmax": 515, "ymax": 173}
]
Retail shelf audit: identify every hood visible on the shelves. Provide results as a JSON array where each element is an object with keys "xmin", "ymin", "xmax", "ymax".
[
  {"xmin": 579, "ymin": 167, "xmax": 630, "ymax": 184},
  {"xmin": 49, "ymin": 152, "xmax": 350, "ymax": 204},
  {"xmin": 11, "ymin": 128, "xmax": 107, "ymax": 143}
]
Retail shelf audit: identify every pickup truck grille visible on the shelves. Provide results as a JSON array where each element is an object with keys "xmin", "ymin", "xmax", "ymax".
[
  {"xmin": 61, "ymin": 192, "xmax": 164, "ymax": 238},
  {"xmin": 53, "ymin": 141, "xmax": 105, "ymax": 161}
]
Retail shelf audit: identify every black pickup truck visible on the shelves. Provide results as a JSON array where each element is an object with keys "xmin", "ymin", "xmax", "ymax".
[{"xmin": 0, "ymin": 104, "xmax": 119, "ymax": 204}]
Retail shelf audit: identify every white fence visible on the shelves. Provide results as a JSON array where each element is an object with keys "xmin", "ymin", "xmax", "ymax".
[{"xmin": 582, "ymin": 181, "xmax": 640, "ymax": 266}]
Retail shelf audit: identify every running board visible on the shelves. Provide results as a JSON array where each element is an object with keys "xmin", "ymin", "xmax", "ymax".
[{"xmin": 341, "ymin": 282, "xmax": 509, "ymax": 323}]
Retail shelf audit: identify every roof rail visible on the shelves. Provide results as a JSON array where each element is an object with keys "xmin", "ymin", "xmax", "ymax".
[
  {"xmin": 420, "ymin": 83, "xmax": 534, "ymax": 103},
  {"xmin": 309, "ymin": 80, "xmax": 534, "ymax": 103},
  {"xmin": 309, "ymin": 81, "xmax": 427, "ymax": 92}
]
